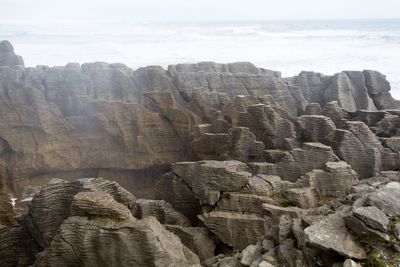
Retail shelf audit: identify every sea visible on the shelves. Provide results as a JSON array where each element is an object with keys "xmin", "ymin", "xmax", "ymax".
[{"xmin": 1, "ymin": 19, "xmax": 399, "ymax": 98}]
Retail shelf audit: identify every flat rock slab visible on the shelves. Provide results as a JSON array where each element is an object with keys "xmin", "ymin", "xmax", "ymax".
[
  {"xmin": 353, "ymin": 206, "xmax": 388, "ymax": 232},
  {"xmin": 304, "ymin": 208, "xmax": 366, "ymax": 260}
]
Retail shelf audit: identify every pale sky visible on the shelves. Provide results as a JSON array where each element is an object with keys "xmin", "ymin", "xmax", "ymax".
[{"xmin": 1, "ymin": 0, "xmax": 399, "ymax": 21}]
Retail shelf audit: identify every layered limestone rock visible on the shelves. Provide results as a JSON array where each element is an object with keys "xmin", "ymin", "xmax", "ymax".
[
  {"xmin": 0, "ymin": 41, "xmax": 399, "ymax": 200},
  {"xmin": 1, "ymin": 178, "xmax": 202, "ymax": 267},
  {"xmin": 35, "ymin": 216, "xmax": 200, "ymax": 267},
  {"xmin": 1, "ymin": 41, "xmax": 400, "ymax": 266},
  {"xmin": 171, "ymin": 160, "xmax": 251, "ymax": 205}
]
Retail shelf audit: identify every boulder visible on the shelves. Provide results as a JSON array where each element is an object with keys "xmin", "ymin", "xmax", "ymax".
[
  {"xmin": 240, "ymin": 244, "xmax": 262, "ymax": 266},
  {"xmin": 304, "ymin": 209, "xmax": 366, "ymax": 260},
  {"xmin": 352, "ymin": 206, "xmax": 389, "ymax": 232},
  {"xmin": 367, "ymin": 182, "xmax": 400, "ymax": 216}
]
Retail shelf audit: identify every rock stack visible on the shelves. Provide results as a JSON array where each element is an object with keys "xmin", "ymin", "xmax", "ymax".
[{"xmin": 1, "ymin": 41, "xmax": 400, "ymax": 266}]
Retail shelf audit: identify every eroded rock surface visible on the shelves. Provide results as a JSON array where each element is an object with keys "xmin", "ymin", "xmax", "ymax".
[{"xmin": 1, "ymin": 41, "xmax": 400, "ymax": 267}]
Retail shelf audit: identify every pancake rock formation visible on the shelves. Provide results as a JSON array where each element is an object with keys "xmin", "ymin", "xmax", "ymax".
[{"xmin": 1, "ymin": 41, "xmax": 400, "ymax": 266}]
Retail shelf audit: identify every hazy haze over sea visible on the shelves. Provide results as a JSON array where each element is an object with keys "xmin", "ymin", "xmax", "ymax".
[{"xmin": 1, "ymin": 19, "xmax": 400, "ymax": 98}]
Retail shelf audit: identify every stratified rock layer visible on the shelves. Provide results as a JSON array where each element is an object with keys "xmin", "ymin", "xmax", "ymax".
[
  {"xmin": 0, "ymin": 41, "xmax": 398, "ymax": 200},
  {"xmin": 1, "ymin": 41, "xmax": 400, "ymax": 267}
]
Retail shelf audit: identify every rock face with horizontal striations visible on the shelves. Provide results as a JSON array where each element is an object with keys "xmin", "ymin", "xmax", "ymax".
[
  {"xmin": 1, "ymin": 41, "xmax": 400, "ymax": 267},
  {"xmin": 199, "ymin": 211, "xmax": 268, "ymax": 250},
  {"xmin": 172, "ymin": 160, "xmax": 252, "ymax": 205},
  {"xmin": 2, "ymin": 178, "xmax": 201, "ymax": 267},
  {"xmin": 0, "ymin": 41, "xmax": 398, "ymax": 201}
]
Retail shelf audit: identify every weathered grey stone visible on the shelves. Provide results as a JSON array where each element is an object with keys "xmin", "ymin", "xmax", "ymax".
[
  {"xmin": 304, "ymin": 103, "xmax": 322, "ymax": 115},
  {"xmin": 296, "ymin": 161, "xmax": 358, "ymax": 197},
  {"xmin": 199, "ymin": 211, "xmax": 268, "ymax": 249},
  {"xmin": 367, "ymin": 182, "xmax": 400, "ymax": 216},
  {"xmin": 241, "ymin": 244, "xmax": 262, "ymax": 266},
  {"xmin": 284, "ymin": 187, "xmax": 320, "ymax": 209},
  {"xmin": 258, "ymin": 260, "xmax": 275, "ymax": 267},
  {"xmin": 344, "ymin": 213, "xmax": 390, "ymax": 242},
  {"xmin": 172, "ymin": 160, "xmax": 251, "ymax": 205},
  {"xmin": 304, "ymin": 209, "xmax": 366, "ymax": 259},
  {"xmin": 363, "ymin": 70, "xmax": 399, "ymax": 110},
  {"xmin": 215, "ymin": 192, "xmax": 275, "ymax": 214},
  {"xmin": 154, "ymin": 173, "xmax": 201, "ymax": 223},
  {"xmin": 333, "ymin": 121, "xmax": 383, "ymax": 178},
  {"xmin": 324, "ymin": 71, "xmax": 377, "ymax": 112},
  {"xmin": 34, "ymin": 216, "xmax": 201, "ymax": 267},
  {"xmin": 262, "ymin": 239, "xmax": 275, "ymax": 252},
  {"xmin": 262, "ymin": 204, "xmax": 301, "ymax": 221},
  {"xmin": 71, "ymin": 191, "xmax": 133, "ymax": 220},
  {"xmin": 297, "ymin": 115, "xmax": 336, "ymax": 144},
  {"xmin": 343, "ymin": 259, "xmax": 362, "ymax": 267},
  {"xmin": 352, "ymin": 206, "xmax": 389, "ymax": 232}
]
